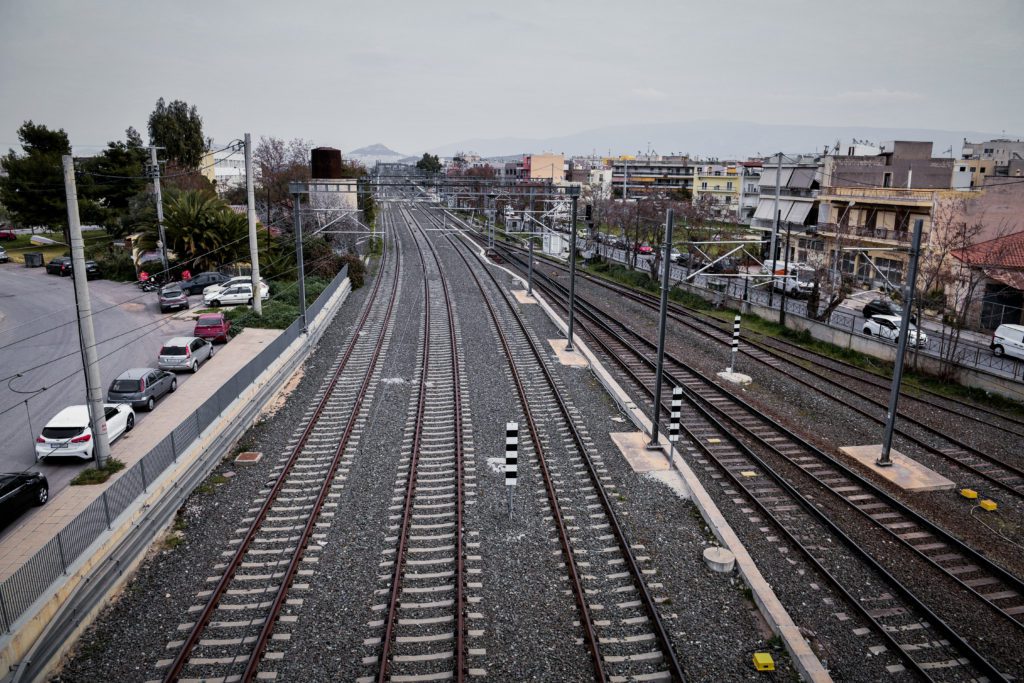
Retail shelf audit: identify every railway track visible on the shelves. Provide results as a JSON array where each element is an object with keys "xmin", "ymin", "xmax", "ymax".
[
  {"xmin": 501, "ymin": 239, "xmax": 1024, "ymax": 501},
  {"xmin": 154, "ymin": 219, "xmax": 401, "ymax": 683},
  {"xmin": 415, "ymin": 205, "xmax": 688, "ymax": 681},
  {"xmin": 485, "ymin": 234, "xmax": 1022, "ymax": 680},
  {"xmin": 358, "ymin": 204, "xmax": 478, "ymax": 681}
]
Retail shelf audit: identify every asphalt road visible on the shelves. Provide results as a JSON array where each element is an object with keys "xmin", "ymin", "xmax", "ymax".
[{"xmin": 0, "ymin": 262, "xmax": 196, "ymax": 499}]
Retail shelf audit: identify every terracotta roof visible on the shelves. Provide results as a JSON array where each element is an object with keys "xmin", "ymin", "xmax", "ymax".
[{"xmin": 952, "ymin": 231, "xmax": 1024, "ymax": 269}]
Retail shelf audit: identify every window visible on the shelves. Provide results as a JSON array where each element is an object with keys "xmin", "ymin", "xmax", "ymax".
[
  {"xmin": 727, "ymin": 181, "xmax": 733, "ymax": 190},
  {"xmin": 882, "ymin": 172, "xmax": 892, "ymax": 188},
  {"xmin": 701, "ymin": 181, "xmax": 708, "ymax": 190},
  {"xmin": 959, "ymin": 166, "xmax": 966, "ymax": 172},
  {"xmin": 980, "ymin": 167, "xmax": 987, "ymax": 174}
]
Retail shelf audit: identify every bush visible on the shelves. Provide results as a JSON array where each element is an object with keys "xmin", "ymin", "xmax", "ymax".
[
  {"xmin": 340, "ymin": 254, "xmax": 365, "ymax": 289},
  {"xmin": 70, "ymin": 458, "xmax": 126, "ymax": 485},
  {"xmin": 92, "ymin": 249, "xmax": 137, "ymax": 282}
]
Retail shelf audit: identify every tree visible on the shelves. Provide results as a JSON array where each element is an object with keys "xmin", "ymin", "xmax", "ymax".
[
  {"xmin": 0, "ymin": 121, "xmax": 72, "ymax": 230},
  {"xmin": 134, "ymin": 190, "xmax": 248, "ymax": 271},
  {"xmin": 255, "ymin": 136, "xmax": 311, "ymax": 227},
  {"xmin": 80, "ymin": 127, "xmax": 149, "ymax": 235},
  {"xmin": 148, "ymin": 98, "xmax": 206, "ymax": 169},
  {"xmin": 416, "ymin": 153, "xmax": 442, "ymax": 174}
]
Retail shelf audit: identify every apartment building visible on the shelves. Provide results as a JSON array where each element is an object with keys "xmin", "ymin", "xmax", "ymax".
[
  {"xmin": 960, "ymin": 138, "xmax": 1024, "ymax": 186},
  {"xmin": 524, "ymin": 153, "xmax": 565, "ymax": 183},
  {"xmin": 201, "ymin": 143, "xmax": 246, "ymax": 192},
  {"xmin": 736, "ymin": 161, "xmax": 762, "ymax": 224},
  {"xmin": 692, "ymin": 162, "xmax": 740, "ymax": 219},
  {"xmin": 609, "ymin": 155, "xmax": 694, "ymax": 199}
]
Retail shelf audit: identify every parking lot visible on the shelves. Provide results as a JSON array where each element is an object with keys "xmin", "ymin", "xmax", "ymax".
[{"xmin": 0, "ymin": 262, "xmax": 197, "ymax": 505}]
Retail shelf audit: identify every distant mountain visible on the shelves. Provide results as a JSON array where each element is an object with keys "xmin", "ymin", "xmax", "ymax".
[
  {"xmin": 346, "ymin": 143, "xmax": 407, "ymax": 166},
  {"xmin": 427, "ymin": 120, "xmax": 1017, "ymax": 160}
]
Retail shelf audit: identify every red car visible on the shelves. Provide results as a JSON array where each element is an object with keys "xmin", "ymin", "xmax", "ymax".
[
  {"xmin": 193, "ymin": 313, "xmax": 231, "ymax": 343},
  {"xmin": 635, "ymin": 245, "xmax": 654, "ymax": 255},
  {"xmin": 0, "ymin": 230, "xmax": 16, "ymax": 241}
]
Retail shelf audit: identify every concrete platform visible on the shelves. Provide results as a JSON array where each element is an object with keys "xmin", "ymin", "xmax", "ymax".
[
  {"xmin": 610, "ymin": 432, "xmax": 671, "ymax": 472},
  {"xmin": 511, "ymin": 289, "xmax": 537, "ymax": 304},
  {"xmin": 839, "ymin": 445, "xmax": 956, "ymax": 492},
  {"xmin": 0, "ymin": 328, "xmax": 282, "ymax": 582},
  {"xmin": 547, "ymin": 338, "xmax": 588, "ymax": 367}
]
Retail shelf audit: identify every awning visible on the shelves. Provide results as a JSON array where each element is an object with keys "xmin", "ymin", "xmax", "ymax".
[
  {"xmin": 759, "ymin": 167, "xmax": 794, "ymax": 188},
  {"xmin": 753, "ymin": 200, "xmax": 776, "ymax": 220},
  {"xmin": 788, "ymin": 167, "xmax": 816, "ymax": 189},
  {"xmin": 786, "ymin": 201, "xmax": 812, "ymax": 225}
]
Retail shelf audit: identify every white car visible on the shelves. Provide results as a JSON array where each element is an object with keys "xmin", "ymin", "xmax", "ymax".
[
  {"xmin": 203, "ymin": 282, "xmax": 269, "ymax": 307},
  {"xmin": 203, "ymin": 276, "xmax": 269, "ymax": 299},
  {"xmin": 35, "ymin": 404, "xmax": 135, "ymax": 461},
  {"xmin": 862, "ymin": 314, "xmax": 929, "ymax": 348}
]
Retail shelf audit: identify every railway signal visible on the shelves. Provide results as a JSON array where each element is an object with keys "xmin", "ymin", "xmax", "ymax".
[
  {"xmin": 727, "ymin": 313, "xmax": 741, "ymax": 373},
  {"xmin": 506, "ymin": 421, "xmax": 518, "ymax": 519}
]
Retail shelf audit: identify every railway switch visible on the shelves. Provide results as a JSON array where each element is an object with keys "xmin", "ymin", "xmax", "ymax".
[
  {"xmin": 960, "ymin": 488, "xmax": 978, "ymax": 500},
  {"xmin": 752, "ymin": 651, "xmax": 775, "ymax": 672},
  {"xmin": 979, "ymin": 499, "xmax": 998, "ymax": 511}
]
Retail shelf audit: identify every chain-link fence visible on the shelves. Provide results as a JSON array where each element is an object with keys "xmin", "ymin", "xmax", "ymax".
[{"xmin": 0, "ymin": 265, "xmax": 348, "ymax": 633}]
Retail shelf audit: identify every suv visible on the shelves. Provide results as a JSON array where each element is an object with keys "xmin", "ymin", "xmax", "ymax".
[
  {"xmin": 108, "ymin": 368, "xmax": 177, "ymax": 411},
  {"xmin": 158, "ymin": 336, "xmax": 214, "ymax": 373},
  {"xmin": 861, "ymin": 298, "xmax": 916, "ymax": 323},
  {"xmin": 46, "ymin": 256, "xmax": 72, "ymax": 275},
  {"xmin": 181, "ymin": 271, "xmax": 232, "ymax": 296},
  {"xmin": 863, "ymin": 314, "xmax": 929, "ymax": 347},
  {"xmin": 991, "ymin": 323, "xmax": 1024, "ymax": 360},
  {"xmin": 158, "ymin": 284, "xmax": 189, "ymax": 313}
]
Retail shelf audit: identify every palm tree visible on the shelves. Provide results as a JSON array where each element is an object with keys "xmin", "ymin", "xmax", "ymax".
[{"xmin": 135, "ymin": 190, "xmax": 249, "ymax": 272}]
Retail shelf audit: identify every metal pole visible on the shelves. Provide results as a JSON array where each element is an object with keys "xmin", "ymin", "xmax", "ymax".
[
  {"xmin": 767, "ymin": 152, "xmax": 782, "ymax": 268},
  {"xmin": 149, "ymin": 146, "xmax": 169, "ymax": 275},
  {"xmin": 780, "ymin": 223, "xmax": 792, "ymax": 325},
  {"xmin": 528, "ymin": 237, "xmax": 534, "ymax": 296},
  {"xmin": 63, "ymin": 155, "xmax": 112, "ymax": 469},
  {"xmin": 768, "ymin": 209, "xmax": 781, "ymax": 309},
  {"xmin": 648, "ymin": 208, "xmax": 674, "ymax": 448},
  {"xmin": 878, "ymin": 218, "xmax": 925, "ymax": 466},
  {"xmin": 566, "ymin": 190, "xmax": 579, "ymax": 352},
  {"xmin": 293, "ymin": 193, "xmax": 307, "ymax": 333},
  {"xmin": 244, "ymin": 134, "xmax": 262, "ymax": 315}
]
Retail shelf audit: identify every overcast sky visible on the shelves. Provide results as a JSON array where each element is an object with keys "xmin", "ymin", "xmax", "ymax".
[{"xmin": 1, "ymin": 0, "xmax": 1021, "ymax": 157}]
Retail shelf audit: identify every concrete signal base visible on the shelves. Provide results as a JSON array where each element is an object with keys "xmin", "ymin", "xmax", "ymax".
[
  {"xmin": 548, "ymin": 338, "xmax": 588, "ymax": 367},
  {"xmin": 840, "ymin": 445, "xmax": 956, "ymax": 492},
  {"xmin": 718, "ymin": 370, "xmax": 752, "ymax": 385}
]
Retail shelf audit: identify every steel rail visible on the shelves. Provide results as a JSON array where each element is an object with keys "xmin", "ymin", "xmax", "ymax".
[
  {"xmin": 164, "ymin": 213, "xmax": 399, "ymax": 683},
  {"xmin": 509, "ymin": 251, "xmax": 1013, "ymax": 681},
  {"xmin": 421, "ymin": 205, "xmax": 686, "ymax": 681},
  {"xmin": 376, "ymin": 205, "xmax": 467, "ymax": 681}
]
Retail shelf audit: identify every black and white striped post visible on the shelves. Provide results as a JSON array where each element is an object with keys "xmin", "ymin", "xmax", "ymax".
[
  {"xmin": 668, "ymin": 386, "xmax": 682, "ymax": 463},
  {"xmin": 727, "ymin": 313, "xmax": 741, "ymax": 373},
  {"xmin": 505, "ymin": 422, "xmax": 518, "ymax": 519}
]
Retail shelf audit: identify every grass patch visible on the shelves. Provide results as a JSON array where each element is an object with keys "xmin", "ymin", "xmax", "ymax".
[
  {"xmin": 163, "ymin": 533, "xmax": 184, "ymax": 550},
  {"xmin": 196, "ymin": 473, "xmax": 229, "ymax": 495},
  {"xmin": 70, "ymin": 458, "xmax": 126, "ymax": 485},
  {"xmin": 172, "ymin": 514, "xmax": 188, "ymax": 532}
]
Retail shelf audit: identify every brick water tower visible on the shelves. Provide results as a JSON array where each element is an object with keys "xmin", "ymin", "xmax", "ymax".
[{"xmin": 311, "ymin": 147, "xmax": 343, "ymax": 179}]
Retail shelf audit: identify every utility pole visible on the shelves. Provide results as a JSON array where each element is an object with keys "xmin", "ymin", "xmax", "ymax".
[
  {"xmin": 780, "ymin": 223, "xmax": 792, "ymax": 325},
  {"xmin": 63, "ymin": 156, "xmax": 112, "ymax": 469},
  {"xmin": 647, "ymin": 208, "xmax": 674, "ymax": 449},
  {"xmin": 292, "ymin": 192, "xmax": 307, "ymax": 332},
  {"xmin": 565, "ymin": 186, "xmax": 580, "ymax": 352},
  {"xmin": 622, "ymin": 160, "xmax": 629, "ymax": 201},
  {"xmin": 244, "ymin": 134, "xmax": 262, "ymax": 315},
  {"xmin": 148, "ymin": 146, "xmax": 169, "ymax": 275},
  {"xmin": 767, "ymin": 152, "xmax": 782, "ymax": 268},
  {"xmin": 878, "ymin": 219, "xmax": 925, "ymax": 467}
]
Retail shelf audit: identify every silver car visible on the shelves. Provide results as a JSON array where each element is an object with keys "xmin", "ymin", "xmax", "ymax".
[
  {"xmin": 108, "ymin": 367, "xmax": 177, "ymax": 411},
  {"xmin": 158, "ymin": 336, "xmax": 215, "ymax": 373}
]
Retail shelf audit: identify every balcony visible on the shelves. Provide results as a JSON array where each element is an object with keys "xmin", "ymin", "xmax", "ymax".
[
  {"xmin": 819, "ymin": 186, "xmax": 934, "ymax": 205},
  {"xmin": 815, "ymin": 222, "xmax": 913, "ymax": 243},
  {"xmin": 758, "ymin": 187, "xmax": 819, "ymax": 199}
]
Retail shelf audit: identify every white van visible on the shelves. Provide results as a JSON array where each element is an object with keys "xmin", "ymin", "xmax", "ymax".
[
  {"xmin": 991, "ymin": 324, "xmax": 1024, "ymax": 360},
  {"xmin": 761, "ymin": 261, "xmax": 814, "ymax": 297}
]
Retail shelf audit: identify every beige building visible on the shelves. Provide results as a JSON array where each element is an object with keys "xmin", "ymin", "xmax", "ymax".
[
  {"xmin": 692, "ymin": 163, "xmax": 740, "ymax": 219},
  {"xmin": 524, "ymin": 153, "xmax": 565, "ymax": 183}
]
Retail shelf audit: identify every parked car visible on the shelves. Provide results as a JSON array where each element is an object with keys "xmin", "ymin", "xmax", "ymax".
[
  {"xmin": 991, "ymin": 323, "xmax": 1024, "ymax": 360},
  {"xmin": 158, "ymin": 284, "xmax": 189, "ymax": 313},
  {"xmin": 204, "ymin": 282, "xmax": 268, "ymax": 307},
  {"xmin": 674, "ymin": 252, "xmax": 691, "ymax": 266},
  {"xmin": 0, "ymin": 229, "xmax": 16, "ymax": 241},
  {"xmin": 0, "ymin": 246, "xmax": 8, "ymax": 263},
  {"xmin": 180, "ymin": 271, "xmax": 232, "ymax": 296},
  {"xmin": 45, "ymin": 256, "xmax": 72, "ymax": 275},
  {"xmin": 861, "ymin": 298, "xmax": 916, "ymax": 324},
  {"xmin": 158, "ymin": 336, "xmax": 214, "ymax": 373},
  {"xmin": 862, "ymin": 314, "xmax": 929, "ymax": 348},
  {"xmin": 0, "ymin": 472, "xmax": 48, "ymax": 526},
  {"xmin": 194, "ymin": 313, "xmax": 231, "ymax": 343},
  {"xmin": 634, "ymin": 244, "xmax": 654, "ymax": 255},
  {"xmin": 65, "ymin": 259, "xmax": 100, "ymax": 280},
  {"xmin": 108, "ymin": 368, "xmax": 177, "ymax": 411},
  {"xmin": 35, "ymin": 404, "xmax": 135, "ymax": 461},
  {"xmin": 202, "ymin": 276, "xmax": 269, "ymax": 299}
]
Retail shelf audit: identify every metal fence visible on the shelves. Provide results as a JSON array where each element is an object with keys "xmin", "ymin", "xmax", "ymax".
[{"xmin": 0, "ymin": 265, "xmax": 348, "ymax": 633}]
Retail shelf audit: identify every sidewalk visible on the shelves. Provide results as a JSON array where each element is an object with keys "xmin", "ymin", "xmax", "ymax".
[{"xmin": 0, "ymin": 328, "xmax": 282, "ymax": 582}]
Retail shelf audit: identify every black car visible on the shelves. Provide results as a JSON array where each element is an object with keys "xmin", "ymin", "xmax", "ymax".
[
  {"xmin": 158, "ymin": 284, "xmax": 189, "ymax": 312},
  {"xmin": 65, "ymin": 259, "xmax": 101, "ymax": 280},
  {"xmin": 180, "ymin": 271, "xmax": 232, "ymax": 296},
  {"xmin": 0, "ymin": 472, "xmax": 48, "ymax": 526},
  {"xmin": 862, "ymin": 298, "xmax": 916, "ymax": 323},
  {"xmin": 46, "ymin": 256, "xmax": 72, "ymax": 275}
]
